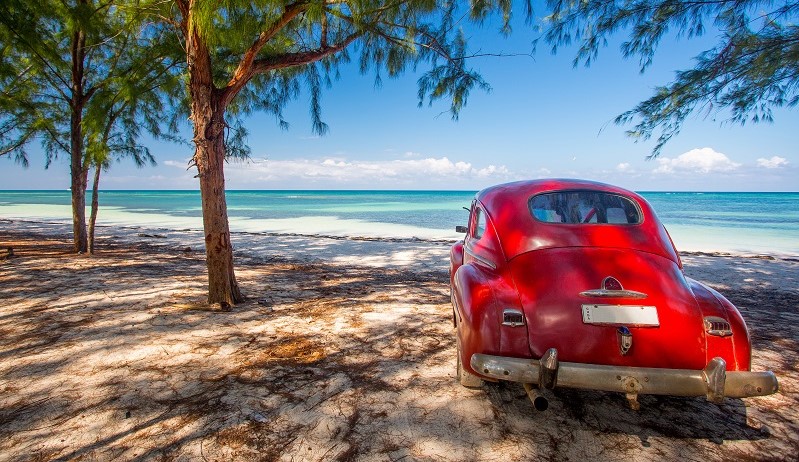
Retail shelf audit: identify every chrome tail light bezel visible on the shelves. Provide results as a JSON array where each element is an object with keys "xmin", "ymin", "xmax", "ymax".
[
  {"xmin": 704, "ymin": 316, "xmax": 733, "ymax": 337},
  {"xmin": 502, "ymin": 308, "xmax": 525, "ymax": 327}
]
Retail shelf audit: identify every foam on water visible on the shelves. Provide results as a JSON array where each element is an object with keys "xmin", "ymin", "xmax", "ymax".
[
  {"xmin": 665, "ymin": 224, "xmax": 799, "ymax": 256},
  {"xmin": 0, "ymin": 202, "xmax": 461, "ymax": 241},
  {"xmin": 228, "ymin": 215, "xmax": 460, "ymax": 240}
]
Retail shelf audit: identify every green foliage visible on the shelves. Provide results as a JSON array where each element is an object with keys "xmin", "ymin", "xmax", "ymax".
[
  {"xmin": 0, "ymin": 0, "xmax": 59, "ymax": 165},
  {"xmin": 541, "ymin": 0, "xmax": 799, "ymax": 156},
  {"xmin": 159, "ymin": 0, "xmax": 519, "ymax": 142},
  {"xmin": 417, "ymin": 29, "xmax": 492, "ymax": 118},
  {"xmin": 0, "ymin": 0, "xmax": 182, "ymax": 169}
]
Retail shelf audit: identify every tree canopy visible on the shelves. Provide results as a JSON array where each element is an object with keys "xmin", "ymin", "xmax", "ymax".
[
  {"xmin": 541, "ymin": 0, "xmax": 799, "ymax": 156},
  {"xmin": 161, "ymin": 0, "xmax": 518, "ymax": 147}
]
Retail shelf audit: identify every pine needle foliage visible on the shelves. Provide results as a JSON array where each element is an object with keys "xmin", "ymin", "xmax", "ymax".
[
  {"xmin": 160, "ymin": 0, "xmax": 517, "ymax": 134},
  {"xmin": 0, "ymin": 0, "xmax": 182, "ymax": 168},
  {"xmin": 541, "ymin": 0, "xmax": 799, "ymax": 156}
]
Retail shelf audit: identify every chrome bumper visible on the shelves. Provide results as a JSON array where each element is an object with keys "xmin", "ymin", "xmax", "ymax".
[{"xmin": 471, "ymin": 350, "xmax": 778, "ymax": 402}]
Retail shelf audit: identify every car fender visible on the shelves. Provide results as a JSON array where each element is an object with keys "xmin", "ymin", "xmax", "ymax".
[
  {"xmin": 449, "ymin": 241, "xmax": 464, "ymax": 288},
  {"xmin": 449, "ymin": 241, "xmax": 465, "ymax": 327},
  {"xmin": 688, "ymin": 278, "xmax": 752, "ymax": 371},
  {"xmin": 453, "ymin": 263, "xmax": 502, "ymax": 377}
]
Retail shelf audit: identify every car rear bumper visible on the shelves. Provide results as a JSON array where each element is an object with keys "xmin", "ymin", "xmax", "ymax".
[{"xmin": 471, "ymin": 350, "xmax": 778, "ymax": 402}]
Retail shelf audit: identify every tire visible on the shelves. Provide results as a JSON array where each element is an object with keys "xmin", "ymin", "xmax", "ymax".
[{"xmin": 456, "ymin": 327, "xmax": 483, "ymax": 388}]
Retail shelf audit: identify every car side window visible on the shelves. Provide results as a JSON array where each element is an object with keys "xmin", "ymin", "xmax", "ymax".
[{"xmin": 473, "ymin": 207, "xmax": 486, "ymax": 240}]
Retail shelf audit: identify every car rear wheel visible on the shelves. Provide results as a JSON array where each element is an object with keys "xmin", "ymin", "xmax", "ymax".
[{"xmin": 456, "ymin": 327, "xmax": 483, "ymax": 388}]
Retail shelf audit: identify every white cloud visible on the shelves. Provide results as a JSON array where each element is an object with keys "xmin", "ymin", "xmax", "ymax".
[
  {"xmin": 654, "ymin": 148, "xmax": 741, "ymax": 174},
  {"xmin": 224, "ymin": 156, "xmax": 513, "ymax": 187},
  {"xmin": 616, "ymin": 163, "xmax": 632, "ymax": 173},
  {"xmin": 757, "ymin": 156, "xmax": 789, "ymax": 169},
  {"xmin": 163, "ymin": 159, "xmax": 190, "ymax": 168},
  {"xmin": 321, "ymin": 159, "xmax": 348, "ymax": 167}
]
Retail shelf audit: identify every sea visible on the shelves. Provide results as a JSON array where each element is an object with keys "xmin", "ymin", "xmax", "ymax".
[{"xmin": 0, "ymin": 190, "xmax": 797, "ymax": 257}]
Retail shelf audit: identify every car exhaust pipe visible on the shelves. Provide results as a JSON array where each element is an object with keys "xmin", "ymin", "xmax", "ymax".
[{"xmin": 523, "ymin": 383, "xmax": 549, "ymax": 411}]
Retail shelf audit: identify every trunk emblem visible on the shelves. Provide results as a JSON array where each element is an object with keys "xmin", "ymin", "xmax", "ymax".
[
  {"xmin": 617, "ymin": 326, "xmax": 633, "ymax": 355},
  {"xmin": 580, "ymin": 276, "xmax": 648, "ymax": 299}
]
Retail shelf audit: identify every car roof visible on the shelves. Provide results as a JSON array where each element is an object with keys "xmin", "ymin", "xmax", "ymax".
[{"xmin": 475, "ymin": 179, "xmax": 680, "ymax": 263}]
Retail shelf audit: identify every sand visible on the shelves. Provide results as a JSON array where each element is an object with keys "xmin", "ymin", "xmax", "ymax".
[{"xmin": 0, "ymin": 219, "xmax": 797, "ymax": 461}]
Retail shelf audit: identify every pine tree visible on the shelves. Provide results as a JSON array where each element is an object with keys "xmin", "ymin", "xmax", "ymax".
[
  {"xmin": 0, "ymin": 0, "xmax": 180, "ymax": 252},
  {"xmin": 154, "ymin": 0, "xmax": 513, "ymax": 307}
]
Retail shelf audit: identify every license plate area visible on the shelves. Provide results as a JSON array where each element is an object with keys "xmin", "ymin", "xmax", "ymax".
[{"xmin": 581, "ymin": 304, "xmax": 659, "ymax": 326}]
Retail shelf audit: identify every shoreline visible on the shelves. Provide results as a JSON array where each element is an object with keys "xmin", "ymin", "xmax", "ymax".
[
  {"xmin": 2, "ymin": 217, "xmax": 797, "ymax": 262},
  {"xmin": 2, "ymin": 187, "xmax": 799, "ymax": 258}
]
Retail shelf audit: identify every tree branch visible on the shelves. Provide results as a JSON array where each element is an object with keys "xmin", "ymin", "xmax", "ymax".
[
  {"xmin": 176, "ymin": 0, "xmax": 189, "ymax": 36},
  {"xmin": 251, "ymin": 32, "xmax": 361, "ymax": 74},
  {"xmin": 219, "ymin": 32, "xmax": 361, "ymax": 108},
  {"xmin": 221, "ymin": 1, "xmax": 310, "ymax": 108},
  {"xmin": 0, "ymin": 128, "xmax": 35, "ymax": 158}
]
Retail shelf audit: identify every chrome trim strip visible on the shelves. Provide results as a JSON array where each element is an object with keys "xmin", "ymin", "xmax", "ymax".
[
  {"xmin": 464, "ymin": 247, "xmax": 496, "ymax": 270},
  {"xmin": 580, "ymin": 289, "xmax": 648, "ymax": 299},
  {"xmin": 470, "ymin": 353, "xmax": 778, "ymax": 400}
]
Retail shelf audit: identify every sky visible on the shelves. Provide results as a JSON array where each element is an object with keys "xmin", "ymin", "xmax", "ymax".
[{"xmin": 2, "ymin": 8, "xmax": 797, "ymax": 192}]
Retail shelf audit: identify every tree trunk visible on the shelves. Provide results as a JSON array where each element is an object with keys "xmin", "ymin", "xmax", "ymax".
[
  {"xmin": 70, "ymin": 117, "xmax": 88, "ymax": 254},
  {"xmin": 70, "ymin": 25, "xmax": 88, "ymax": 254},
  {"xmin": 88, "ymin": 163, "xmax": 101, "ymax": 254},
  {"xmin": 187, "ymin": 15, "xmax": 243, "ymax": 307},
  {"xmin": 195, "ymin": 116, "xmax": 244, "ymax": 307}
]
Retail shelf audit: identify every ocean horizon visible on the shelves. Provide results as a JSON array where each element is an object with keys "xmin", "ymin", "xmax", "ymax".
[{"xmin": 1, "ymin": 189, "xmax": 797, "ymax": 257}]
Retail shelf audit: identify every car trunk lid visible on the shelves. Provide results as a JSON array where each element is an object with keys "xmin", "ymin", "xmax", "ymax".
[{"xmin": 510, "ymin": 247, "xmax": 707, "ymax": 370}]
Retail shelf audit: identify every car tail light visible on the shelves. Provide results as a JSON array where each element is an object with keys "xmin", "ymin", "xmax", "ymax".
[
  {"xmin": 502, "ymin": 309, "xmax": 525, "ymax": 327},
  {"xmin": 704, "ymin": 316, "xmax": 733, "ymax": 337}
]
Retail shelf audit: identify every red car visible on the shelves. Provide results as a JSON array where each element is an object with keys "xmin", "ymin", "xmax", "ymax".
[{"xmin": 450, "ymin": 179, "xmax": 778, "ymax": 410}]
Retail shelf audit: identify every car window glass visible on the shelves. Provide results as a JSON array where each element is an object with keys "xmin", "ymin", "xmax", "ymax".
[
  {"xmin": 473, "ymin": 208, "xmax": 486, "ymax": 239},
  {"xmin": 530, "ymin": 191, "xmax": 642, "ymax": 224}
]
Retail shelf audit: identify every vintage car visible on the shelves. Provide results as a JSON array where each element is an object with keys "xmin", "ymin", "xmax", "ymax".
[{"xmin": 450, "ymin": 179, "xmax": 778, "ymax": 410}]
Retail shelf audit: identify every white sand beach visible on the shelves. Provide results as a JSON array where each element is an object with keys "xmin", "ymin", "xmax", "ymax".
[{"xmin": 1, "ymin": 219, "xmax": 797, "ymax": 461}]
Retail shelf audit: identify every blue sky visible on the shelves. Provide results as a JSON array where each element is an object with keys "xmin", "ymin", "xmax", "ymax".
[{"xmin": 2, "ymin": 10, "xmax": 797, "ymax": 191}]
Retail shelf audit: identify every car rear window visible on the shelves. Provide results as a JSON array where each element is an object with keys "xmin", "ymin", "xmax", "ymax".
[{"xmin": 529, "ymin": 191, "xmax": 642, "ymax": 224}]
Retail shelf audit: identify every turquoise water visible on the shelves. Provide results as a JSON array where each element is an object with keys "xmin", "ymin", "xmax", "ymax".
[
  {"xmin": 0, "ymin": 190, "xmax": 473, "ymax": 226},
  {"xmin": 639, "ymin": 192, "xmax": 799, "ymax": 256},
  {"xmin": 0, "ymin": 190, "xmax": 797, "ymax": 255}
]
